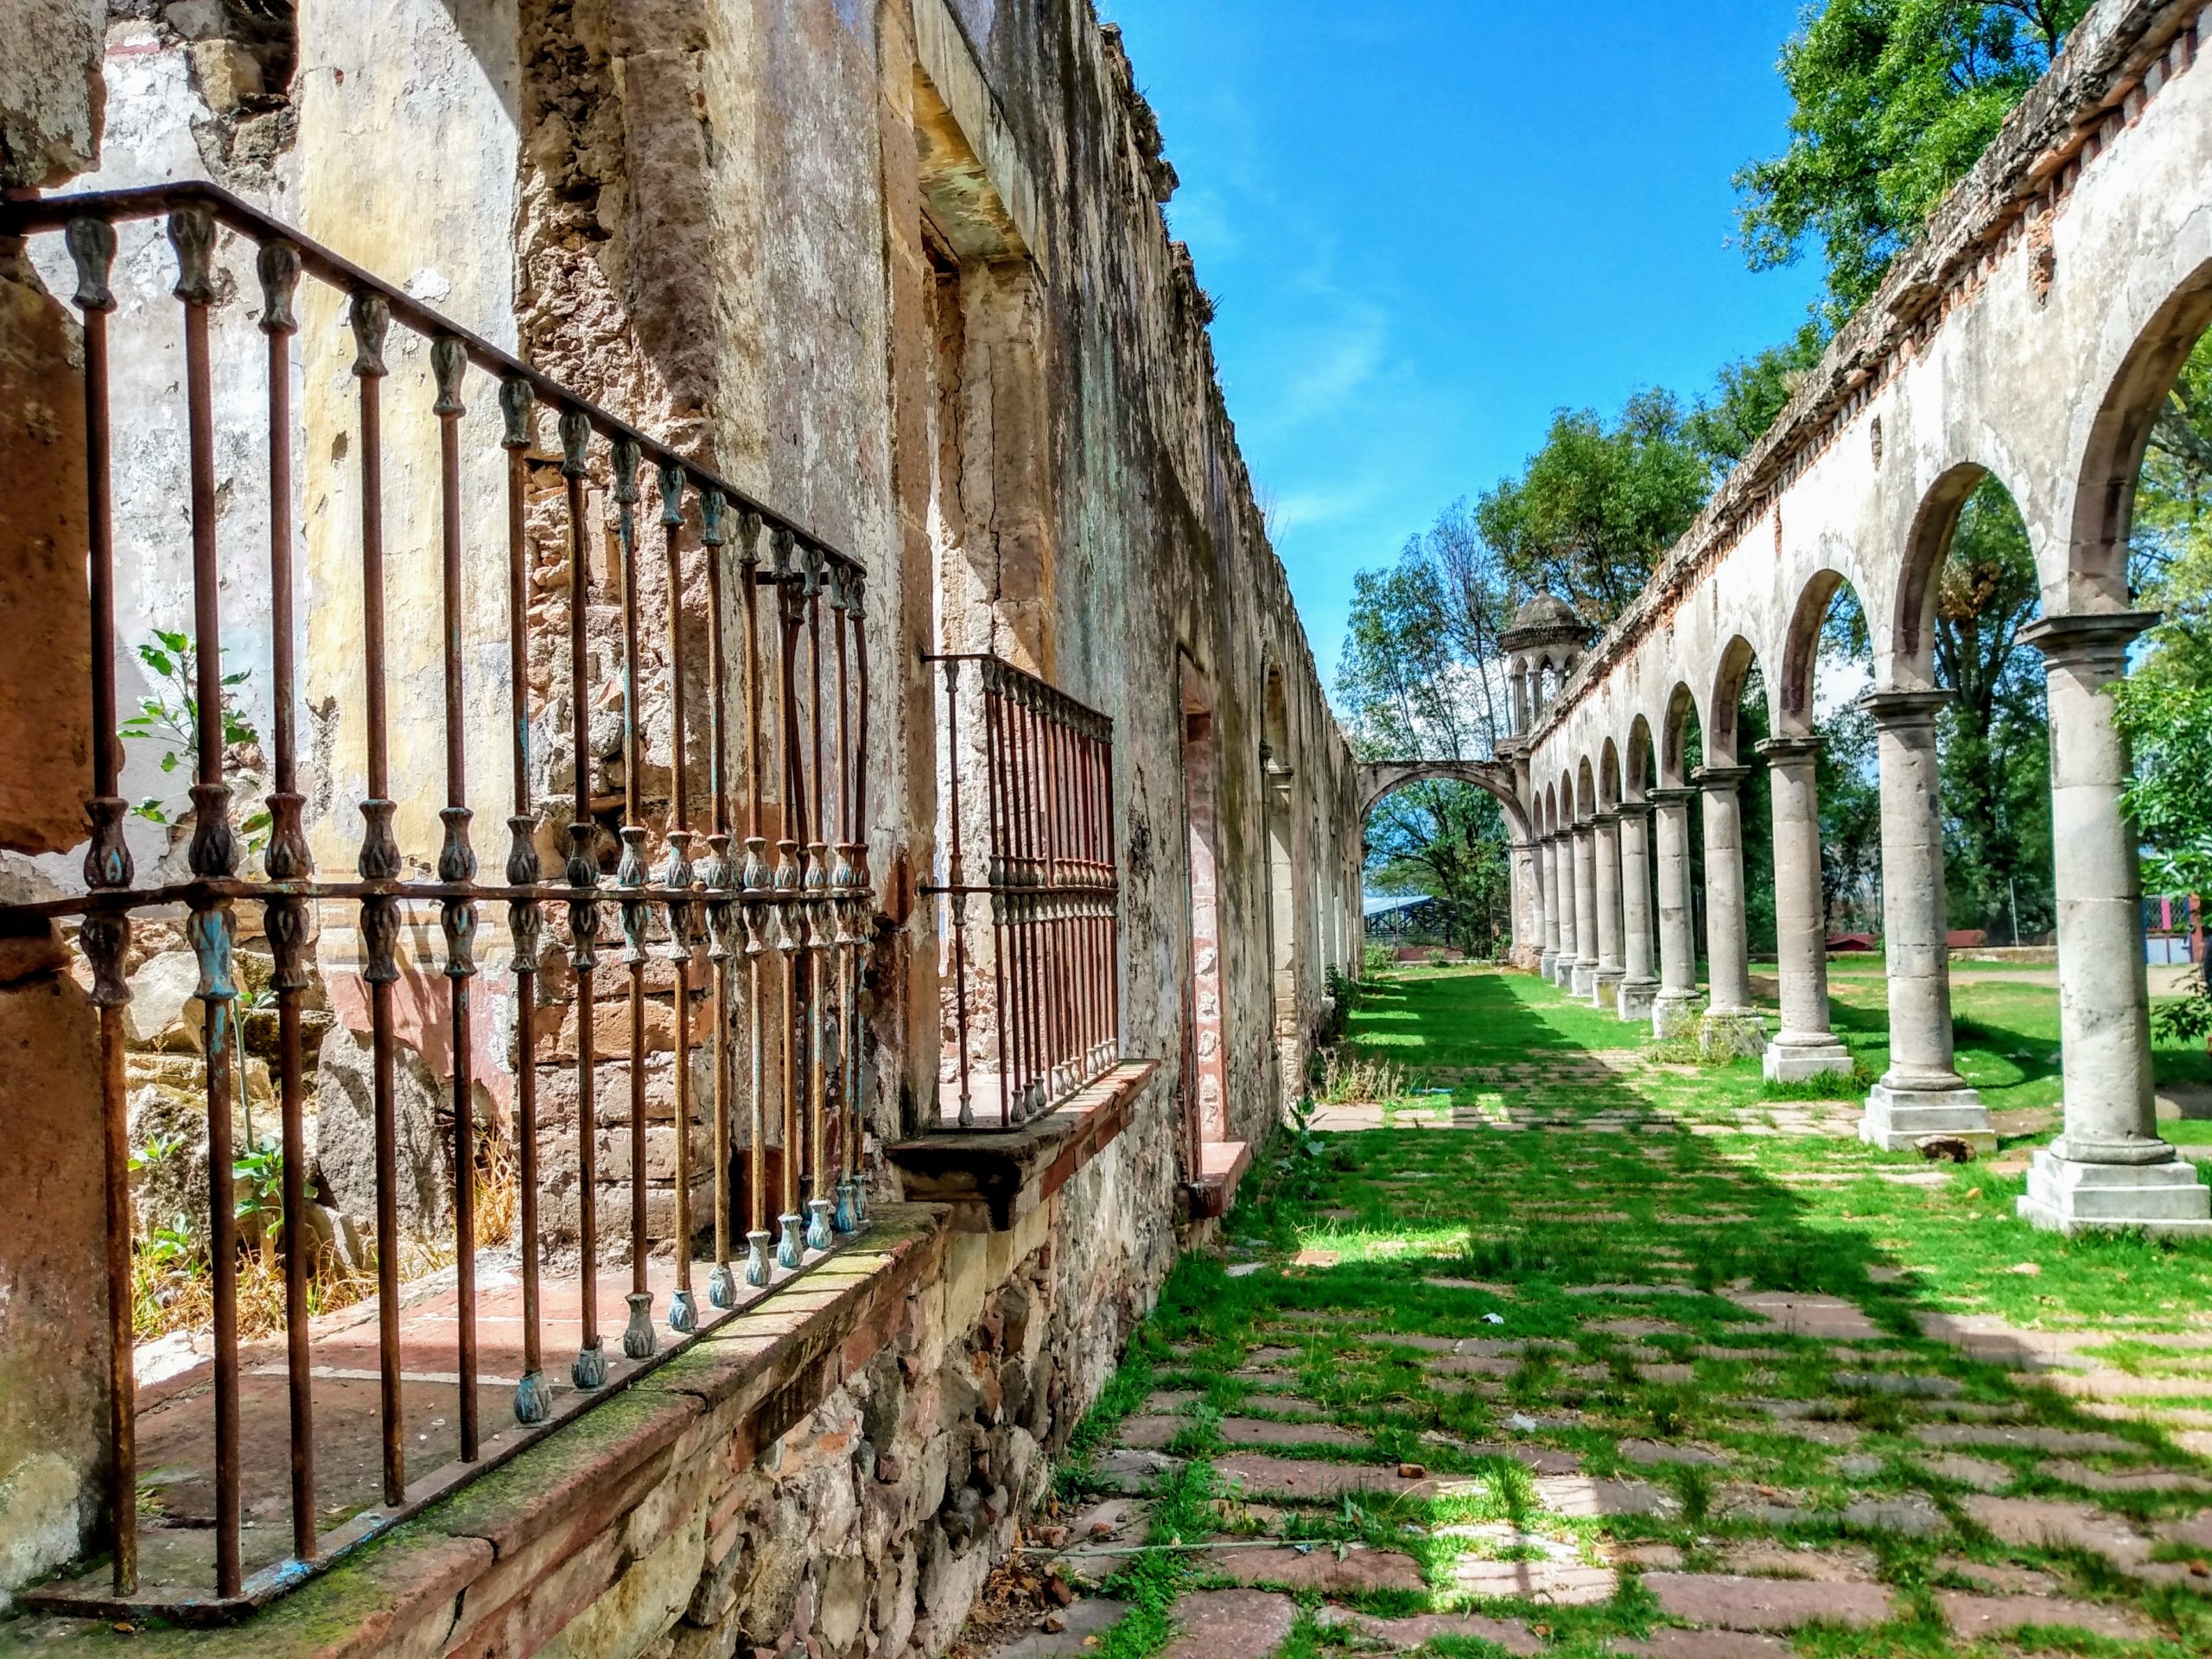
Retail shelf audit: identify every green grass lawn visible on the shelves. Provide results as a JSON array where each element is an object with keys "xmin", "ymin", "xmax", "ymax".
[{"xmin": 1324, "ymin": 965, "xmax": 2212, "ymax": 1329}]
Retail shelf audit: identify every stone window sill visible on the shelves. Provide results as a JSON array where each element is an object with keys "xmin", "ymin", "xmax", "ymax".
[
  {"xmin": 886, "ymin": 1060, "xmax": 1160, "ymax": 1231},
  {"xmin": 1186, "ymin": 1136, "xmax": 1252, "ymax": 1220}
]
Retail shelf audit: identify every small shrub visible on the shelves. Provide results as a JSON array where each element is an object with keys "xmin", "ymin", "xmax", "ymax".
[{"xmin": 1362, "ymin": 942, "xmax": 1394, "ymax": 978}]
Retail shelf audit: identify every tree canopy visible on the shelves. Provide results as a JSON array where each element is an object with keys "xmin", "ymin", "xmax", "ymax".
[{"xmin": 1735, "ymin": 0, "xmax": 2091, "ymax": 313}]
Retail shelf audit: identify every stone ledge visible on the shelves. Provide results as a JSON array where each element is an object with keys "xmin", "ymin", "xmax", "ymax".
[
  {"xmin": 3, "ymin": 1205, "xmax": 952, "ymax": 1658},
  {"xmin": 1187, "ymin": 1136, "xmax": 1253, "ymax": 1221},
  {"xmin": 887, "ymin": 1060, "xmax": 1160, "ymax": 1231}
]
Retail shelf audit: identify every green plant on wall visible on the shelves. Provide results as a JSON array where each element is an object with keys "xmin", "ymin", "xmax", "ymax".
[{"xmin": 119, "ymin": 628, "xmax": 270, "ymax": 852}]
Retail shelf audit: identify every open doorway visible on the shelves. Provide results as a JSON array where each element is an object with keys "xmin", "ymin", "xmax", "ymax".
[{"xmin": 1179, "ymin": 654, "xmax": 1244, "ymax": 1212}]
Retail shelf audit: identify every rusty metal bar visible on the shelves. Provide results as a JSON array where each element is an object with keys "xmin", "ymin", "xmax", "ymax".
[
  {"xmin": 981, "ymin": 664, "xmax": 1013, "ymax": 1128},
  {"xmin": 772, "ymin": 532, "xmax": 804, "ymax": 1270},
  {"xmin": 175, "ymin": 203, "xmax": 249, "ymax": 1598},
  {"xmin": 67, "ymin": 213, "xmax": 137, "ymax": 1596},
  {"xmin": 257, "ymin": 238, "xmax": 319, "ymax": 1558},
  {"xmin": 700, "ymin": 492, "xmax": 736, "ymax": 1310},
  {"xmin": 431, "ymin": 337, "xmax": 481, "ymax": 1464},
  {"xmin": 560, "ymin": 408, "xmax": 607, "ymax": 1393},
  {"xmin": 740, "ymin": 514, "xmax": 772, "ymax": 1285},
  {"xmin": 344, "ymin": 283, "xmax": 407, "ymax": 1522},
  {"xmin": 612, "ymin": 439, "xmax": 656, "ymax": 1364},
  {"xmin": 803, "ymin": 545, "xmax": 832, "ymax": 1252},
  {"xmin": 659, "ymin": 461, "xmax": 697, "ymax": 1335},
  {"xmin": 944, "ymin": 660, "xmax": 975, "ymax": 1129},
  {"xmin": 500, "ymin": 376, "xmax": 549, "ymax": 1427}
]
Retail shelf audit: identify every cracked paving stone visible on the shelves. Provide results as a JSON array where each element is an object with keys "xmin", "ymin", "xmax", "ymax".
[
  {"xmin": 1092, "ymin": 1448, "xmax": 1182, "ymax": 1491},
  {"xmin": 1916, "ymin": 1452, "xmax": 2013, "ymax": 1491},
  {"xmin": 1534, "ymin": 1474, "xmax": 1680, "ymax": 1517},
  {"xmin": 1452, "ymin": 1557, "xmax": 1618, "ymax": 1604},
  {"xmin": 1197, "ymin": 1542, "xmax": 1425, "ymax": 1593},
  {"xmin": 1935, "ymin": 1589, "xmax": 2153, "ymax": 1640},
  {"xmin": 1915, "ymin": 1423, "xmax": 2133, "ymax": 1453},
  {"xmin": 1159, "ymin": 1590, "xmax": 1295, "ymax": 1659},
  {"xmin": 1643, "ymin": 1573, "xmax": 1896, "ymax": 1630},
  {"xmin": 1214, "ymin": 1417, "xmax": 1365, "ymax": 1448},
  {"xmin": 1617, "ymin": 1438, "xmax": 1726, "ymax": 1466},
  {"xmin": 1316, "ymin": 1609, "xmax": 1542, "ymax": 1656},
  {"xmin": 1607, "ymin": 1633, "xmax": 1794, "ymax": 1658},
  {"xmin": 1960, "ymin": 1495, "xmax": 2153, "ymax": 1563}
]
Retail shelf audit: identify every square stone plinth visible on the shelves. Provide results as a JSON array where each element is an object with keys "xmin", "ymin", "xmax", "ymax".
[
  {"xmin": 1570, "ymin": 963, "xmax": 1597, "ymax": 998},
  {"xmin": 1594, "ymin": 970, "xmax": 1624, "ymax": 1012},
  {"xmin": 1859, "ymin": 1084, "xmax": 1993, "ymax": 1154},
  {"xmin": 1763, "ymin": 1038, "xmax": 1853, "ymax": 1084},
  {"xmin": 2017, "ymin": 1148, "xmax": 2212, "ymax": 1237},
  {"xmin": 1617, "ymin": 978, "xmax": 1658, "ymax": 1022}
]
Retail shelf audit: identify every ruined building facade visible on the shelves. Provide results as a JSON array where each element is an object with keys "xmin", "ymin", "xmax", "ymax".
[{"xmin": 0, "ymin": 1, "xmax": 1362, "ymax": 1649}]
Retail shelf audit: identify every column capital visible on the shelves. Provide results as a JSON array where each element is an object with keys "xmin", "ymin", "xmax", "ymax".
[
  {"xmin": 1614, "ymin": 798, "xmax": 1654, "ymax": 821},
  {"xmin": 1592, "ymin": 809, "xmax": 1621, "ymax": 828},
  {"xmin": 1573, "ymin": 816, "xmax": 1596, "ymax": 834},
  {"xmin": 1857, "ymin": 687, "xmax": 1951, "ymax": 728},
  {"xmin": 2020, "ymin": 609, "xmax": 2159, "ymax": 673},
  {"xmin": 1646, "ymin": 786, "xmax": 1700, "ymax": 808},
  {"xmin": 1691, "ymin": 763, "xmax": 1754, "ymax": 791},
  {"xmin": 1756, "ymin": 734, "xmax": 1822, "ymax": 769}
]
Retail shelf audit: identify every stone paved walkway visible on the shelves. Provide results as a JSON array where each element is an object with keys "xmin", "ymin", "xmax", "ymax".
[{"xmin": 969, "ymin": 968, "xmax": 2212, "ymax": 1659}]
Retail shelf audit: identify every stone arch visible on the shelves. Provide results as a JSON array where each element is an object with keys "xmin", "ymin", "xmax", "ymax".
[
  {"xmin": 2069, "ymin": 257, "xmax": 2212, "ymax": 611},
  {"xmin": 1353, "ymin": 759, "xmax": 1531, "ymax": 842},
  {"xmin": 1599, "ymin": 738, "xmax": 1622, "ymax": 811},
  {"xmin": 1777, "ymin": 569, "xmax": 1869, "ymax": 737},
  {"xmin": 1707, "ymin": 636, "xmax": 1768, "ymax": 766},
  {"xmin": 1892, "ymin": 462, "xmax": 1997, "ymax": 688},
  {"xmin": 1575, "ymin": 755, "xmax": 1597, "ymax": 820},
  {"xmin": 1624, "ymin": 714, "xmax": 1656, "ymax": 800},
  {"xmin": 1658, "ymin": 683, "xmax": 1701, "ymax": 787}
]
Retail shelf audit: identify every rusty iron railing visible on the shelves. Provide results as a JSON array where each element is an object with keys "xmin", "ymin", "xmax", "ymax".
[
  {"xmin": 924, "ymin": 654, "xmax": 1120, "ymax": 1129},
  {"xmin": 0, "ymin": 181, "xmax": 877, "ymax": 1618}
]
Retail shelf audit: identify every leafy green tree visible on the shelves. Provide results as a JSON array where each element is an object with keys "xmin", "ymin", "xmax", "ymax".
[
  {"xmin": 1685, "ymin": 319, "xmax": 1834, "ymax": 480},
  {"xmin": 2120, "ymin": 677, "xmax": 2212, "ymax": 1044},
  {"xmin": 1932, "ymin": 478, "xmax": 2053, "ymax": 941},
  {"xmin": 1736, "ymin": 0, "xmax": 2091, "ymax": 312},
  {"xmin": 1364, "ymin": 783, "xmax": 1514, "ymax": 957},
  {"xmin": 1473, "ymin": 391, "xmax": 1710, "ymax": 628},
  {"xmin": 2133, "ymin": 334, "xmax": 2212, "ymax": 689}
]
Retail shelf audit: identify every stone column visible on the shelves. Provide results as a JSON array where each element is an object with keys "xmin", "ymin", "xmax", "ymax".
[
  {"xmin": 1548, "ymin": 836, "xmax": 1566, "ymax": 982},
  {"xmin": 1570, "ymin": 819, "xmax": 1599, "ymax": 998},
  {"xmin": 1510, "ymin": 836, "xmax": 1535, "ymax": 965},
  {"xmin": 1649, "ymin": 787, "xmax": 1701, "ymax": 1037},
  {"xmin": 1617, "ymin": 801, "xmax": 1659, "ymax": 1021},
  {"xmin": 1856, "ymin": 690, "xmax": 1991, "ymax": 1150},
  {"xmin": 1693, "ymin": 765, "xmax": 1764, "ymax": 1058},
  {"xmin": 1592, "ymin": 811, "xmax": 1625, "ymax": 1009},
  {"xmin": 1553, "ymin": 833, "xmax": 1580, "ymax": 988},
  {"xmin": 2017, "ymin": 614, "xmax": 2209, "ymax": 1234},
  {"xmin": 1758, "ymin": 736, "xmax": 1853, "ymax": 1081}
]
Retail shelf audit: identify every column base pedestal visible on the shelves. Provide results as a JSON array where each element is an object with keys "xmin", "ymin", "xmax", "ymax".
[
  {"xmin": 2017, "ymin": 1147, "xmax": 2212, "ymax": 1236},
  {"xmin": 1570, "ymin": 962, "xmax": 1596, "ymax": 998},
  {"xmin": 1593, "ymin": 969, "xmax": 1624, "ymax": 1011},
  {"xmin": 1699, "ymin": 1010, "xmax": 1766, "ymax": 1060},
  {"xmin": 1616, "ymin": 976, "xmax": 1658, "ymax": 1022},
  {"xmin": 1764, "ymin": 1034, "xmax": 1853, "ymax": 1084},
  {"xmin": 1651, "ymin": 989, "xmax": 1700, "ymax": 1041},
  {"xmin": 1859, "ymin": 1083, "xmax": 1993, "ymax": 1154},
  {"xmin": 1539, "ymin": 950, "xmax": 1559, "ymax": 980}
]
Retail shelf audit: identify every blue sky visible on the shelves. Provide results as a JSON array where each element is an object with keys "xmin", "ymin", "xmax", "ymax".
[{"xmin": 1096, "ymin": 0, "xmax": 1827, "ymax": 684}]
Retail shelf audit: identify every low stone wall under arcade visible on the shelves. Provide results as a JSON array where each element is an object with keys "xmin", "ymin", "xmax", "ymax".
[{"xmin": 0, "ymin": 0, "xmax": 1363, "ymax": 1652}]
